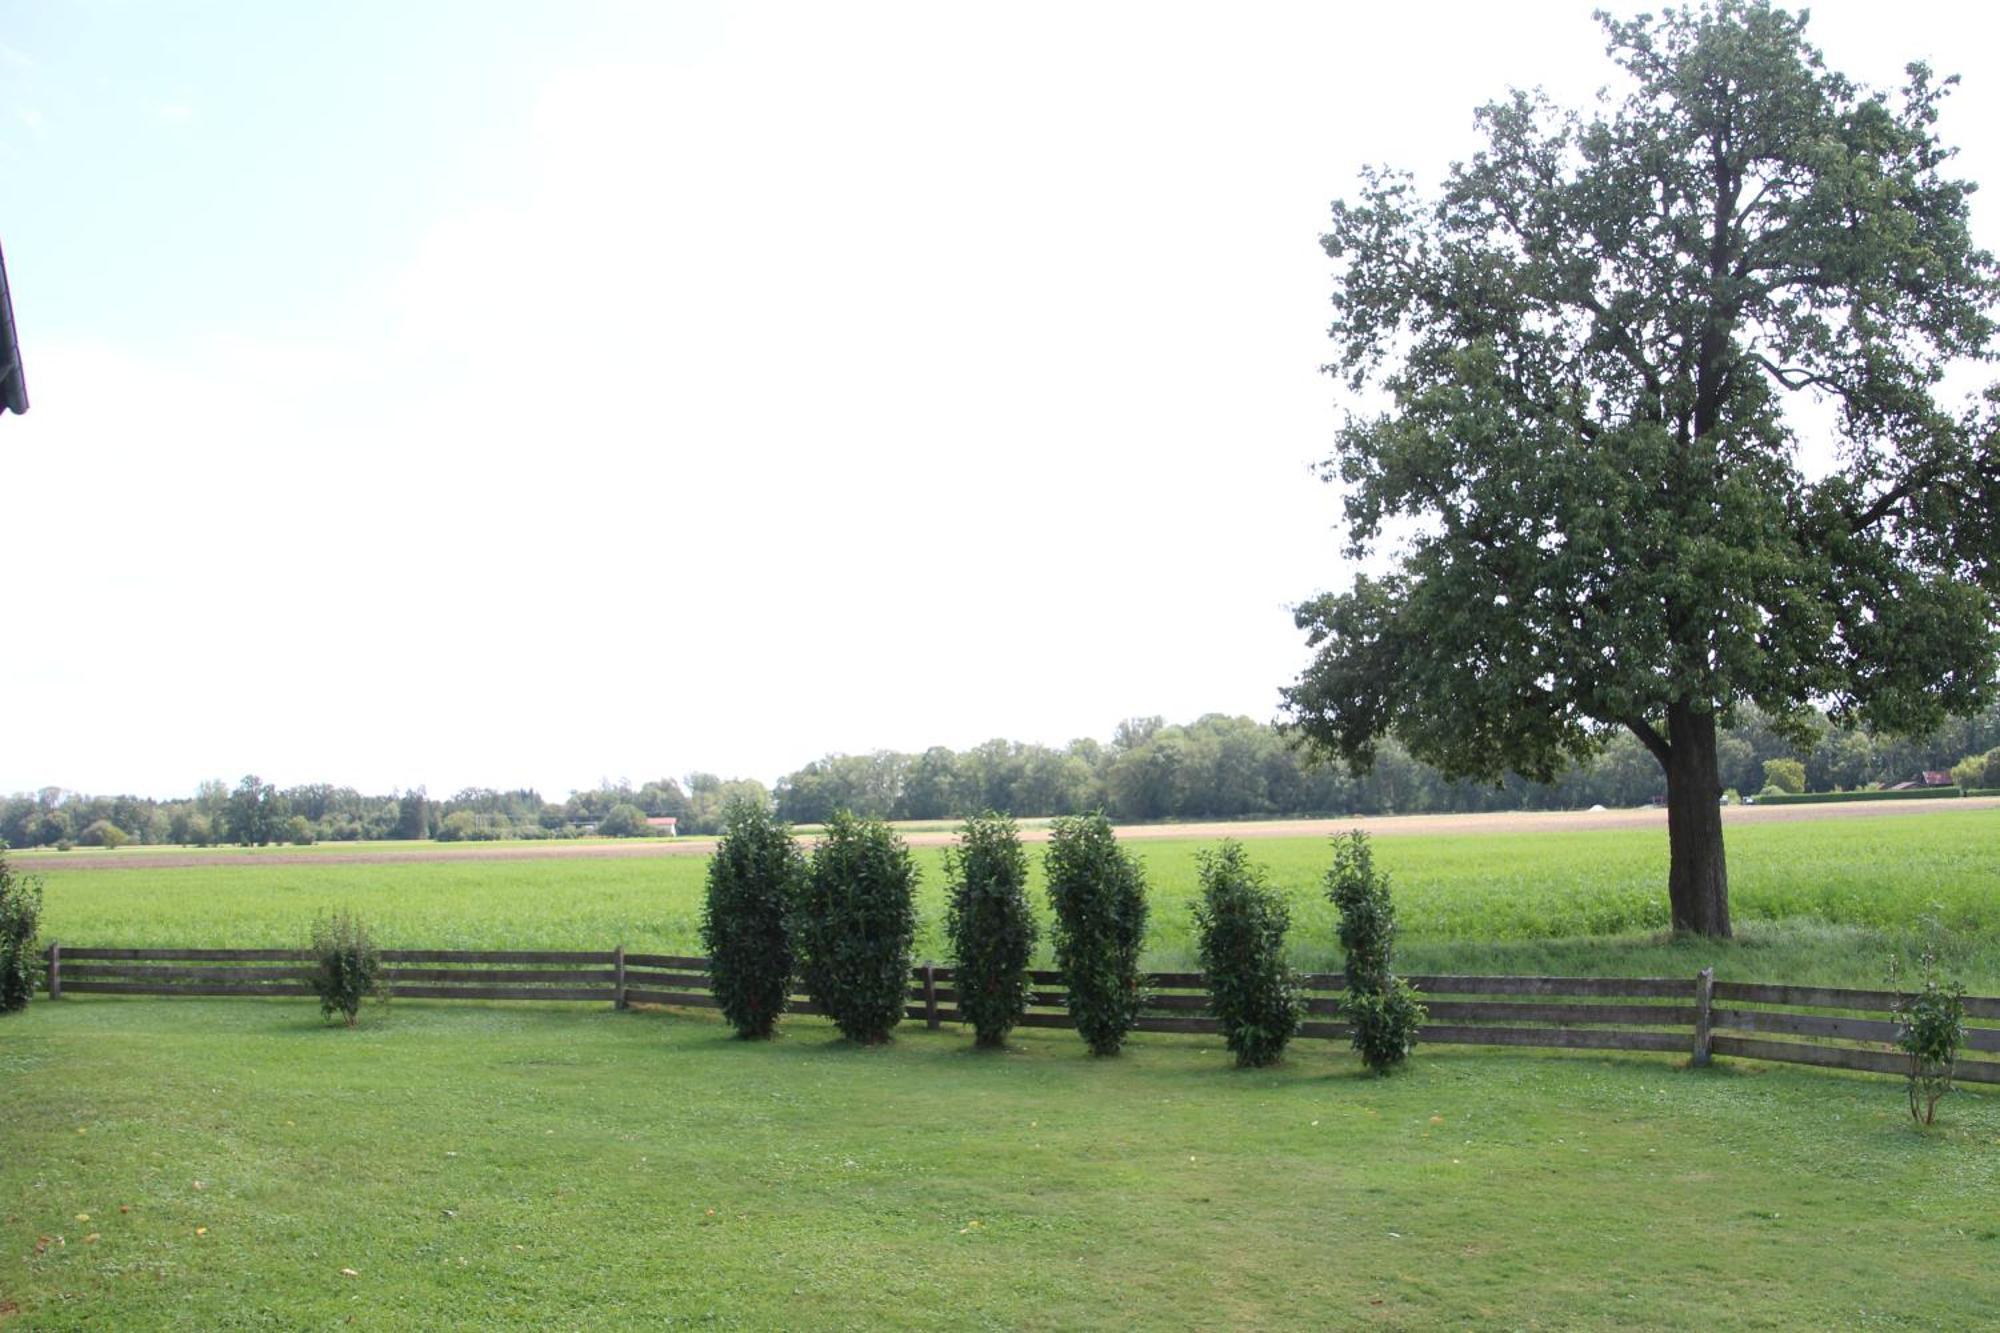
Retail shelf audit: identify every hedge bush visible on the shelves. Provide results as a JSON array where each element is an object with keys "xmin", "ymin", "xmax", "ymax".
[
  {"xmin": 796, "ymin": 811, "xmax": 918, "ymax": 1044},
  {"xmin": 308, "ymin": 910, "xmax": 384, "ymax": 1027},
  {"xmin": 0, "ymin": 846, "xmax": 43, "ymax": 1013},
  {"xmin": 1045, "ymin": 813, "xmax": 1148, "ymax": 1056},
  {"xmin": 944, "ymin": 812, "xmax": 1037, "ymax": 1048},
  {"xmin": 1754, "ymin": 787, "xmax": 1961, "ymax": 805},
  {"xmin": 700, "ymin": 799, "xmax": 804, "ymax": 1039},
  {"xmin": 1193, "ymin": 840, "xmax": 1300, "ymax": 1068},
  {"xmin": 1326, "ymin": 832, "xmax": 1424, "ymax": 1073}
]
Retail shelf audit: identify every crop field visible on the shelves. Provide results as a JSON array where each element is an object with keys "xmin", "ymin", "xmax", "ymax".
[
  {"xmin": 6, "ymin": 806, "xmax": 1998, "ymax": 1327},
  {"xmin": 21, "ymin": 806, "xmax": 2000, "ymax": 988}
]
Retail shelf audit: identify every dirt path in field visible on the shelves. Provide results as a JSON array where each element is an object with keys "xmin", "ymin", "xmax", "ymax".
[{"xmin": 21, "ymin": 796, "xmax": 1996, "ymax": 871}]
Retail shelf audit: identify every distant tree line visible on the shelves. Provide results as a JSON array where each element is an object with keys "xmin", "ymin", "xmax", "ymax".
[
  {"xmin": 770, "ymin": 705, "xmax": 2000, "ymax": 825},
  {"xmin": 0, "ymin": 772, "xmax": 770, "ymax": 850},
  {"xmin": 4, "ymin": 704, "xmax": 1996, "ymax": 850}
]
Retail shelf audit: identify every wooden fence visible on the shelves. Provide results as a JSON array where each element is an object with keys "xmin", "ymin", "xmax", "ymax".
[
  {"xmin": 40, "ymin": 943, "xmax": 2000, "ymax": 1086},
  {"xmin": 50, "ymin": 946, "xmax": 625, "ymax": 1004}
]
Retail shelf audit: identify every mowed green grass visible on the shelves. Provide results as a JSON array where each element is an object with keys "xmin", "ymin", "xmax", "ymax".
[
  {"xmin": 25, "ymin": 808, "xmax": 2000, "ymax": 989},
  {"xmin": 5, "ymin": 998, "xmax": 1997, "ymax": 1329}
]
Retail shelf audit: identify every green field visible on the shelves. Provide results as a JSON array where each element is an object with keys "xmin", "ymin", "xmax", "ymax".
[
  {"xmin": 6, "ymin": 809, "xmax": 1998, "ymax": 1327},
  {"xmin": 23, "ymin": 808, "xmax": 2000, "ymax": 989}
]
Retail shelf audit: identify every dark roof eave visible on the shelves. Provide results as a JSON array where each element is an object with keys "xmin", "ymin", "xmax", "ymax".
[{"xmin": 0, "ymin": 241, "xmax": 28, "ymax": 417}]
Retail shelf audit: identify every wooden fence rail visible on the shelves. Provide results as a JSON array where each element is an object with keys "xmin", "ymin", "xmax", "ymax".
[{"xmin": 41, "ymin": 943, "xmax": 2000, "ymax": 1086}]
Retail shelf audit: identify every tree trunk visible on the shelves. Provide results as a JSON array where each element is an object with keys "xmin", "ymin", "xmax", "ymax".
[{"xmin": 1663, "ymin": 703, "xmax": 1731, "ymax": 938}]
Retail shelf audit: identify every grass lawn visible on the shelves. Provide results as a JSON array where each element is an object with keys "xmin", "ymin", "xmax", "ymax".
[
  {"xmin": 24, "ymin": 808, "xmax": 2000, "ymax": 990},
  {"xmin": 5, "ymin": 997, "xmax": 1997, "ymax": 1329}
]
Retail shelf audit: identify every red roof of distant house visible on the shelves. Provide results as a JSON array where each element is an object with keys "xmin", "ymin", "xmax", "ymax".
[
  {"xmin": 645, "ymin": 815, "xmax": 679, "ymax": 830},
  {"xmin": 1921, "ymin": 771, "xmax": 1953, "ymax": 786}
]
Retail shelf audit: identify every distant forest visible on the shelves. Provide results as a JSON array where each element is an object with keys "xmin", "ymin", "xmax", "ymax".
[{"xmin": 6, "ymin": 705, "xmax": 1999, "ymax": 850}]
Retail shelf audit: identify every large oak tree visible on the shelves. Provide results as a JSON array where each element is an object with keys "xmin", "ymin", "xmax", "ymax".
[{"xmin": 1284, "ymin": 2, "xmax": 2000, "ymax": 936}]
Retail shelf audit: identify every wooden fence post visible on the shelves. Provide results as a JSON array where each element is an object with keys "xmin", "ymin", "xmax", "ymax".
[
  {"xmin": 1692, "ymin": 967, "xmax": 1714, "ymax": 1067},
  {"xmin": 923, "ymin": 962, "xmax": 939, "ymax": 1031},
  {"xmin": 613, "ymin": 945, "xmax": 627, "ymax": 1010},
  {"xmin": 46, "ymin": 939, "xmax": 60, "ymax": 1001}
]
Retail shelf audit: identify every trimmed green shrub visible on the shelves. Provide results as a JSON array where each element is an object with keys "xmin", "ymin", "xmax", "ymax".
[
  {"xmin": 1326, "ymin": 831, "xmax": 1424, "ymax": 1073},
  {"xmin": 796, "ymin": 811, "xmax": 918, "ymax": 1044},
  {"xmin": 0, "ymin": 846, "xmax": 44, "ymax": 1013},
  {"xmin": 309, "ymin": 910, "xmax": 385, "ymax": 1027},
  {"xmin": 1193, "ymin": 840, "xmax": 1300, "ymax": 1068},
  {"xmin": 700, "ymin": 798, "xmax": 804, "ymax": 1039},
  {"xmin": 1045, "ymin": 813, "xmax": 1148, "ymax": 1056},
  {"xmin": 944, "ymin": 812, "xmax": 1037, "ymax": 1048},
  {"xmin": 1891, "ymin": 947, "xmax": 1967, "ymax": 1126}
]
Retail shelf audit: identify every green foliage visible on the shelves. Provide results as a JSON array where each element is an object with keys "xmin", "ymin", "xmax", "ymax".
[
  {"xmin": 78, "ymin": 819, "xmax": 128, "ymax": 849},
  {"xmin": 434, "ymin": 810, "xmax": 484, "ymax": 842},
  {"xmin": 1890, "ymin": 940, "xmax": 1967, "ymax": 1126},
  {"xmin": 394, "ymin": 791, "xmax": 429, "ymax": 840},
  {"xmin": 596, "ymin": 803, "xmax": 654, "ymax": 838},
  {"xmin": 226, "ymin": 775, "xmax": 288, "ymax": 847},
  {"xmin": 1192, "ymin": 841, "xmax": 1300, "ymax": 1067},
  {"xmin": 167, "ymin": 809, "xmax": 214, "ymax": 846},
  {"xmin": 1341, "ymin": 982, "xmax": 1427, "ymax": 1075},
  {"xmin": 681, "ymin": 775, "xmax": 773, "ymax": 837},
  {"xmin": 1326, "ymin": 833, "xmax": 1424, "ymax": 1073},
  {"xmin": 1044, "ymin": 813, "xmax": 1148, "ymax": 1055},
  {"xmin": 308, "ymin": 910, "xmax": 384, "ymax": 1027},
  {"xmin": 282, "ymin": 814, "xmax": 316, "ymax": 846},
  {"xmin": 795, "ymin": 811, "xmax": 918, "ymax": 1044},
  {"xmin": 700, "ymin": 799, "xmax": 804, "ymax": 1039},
  {"xmin": 1951, "ymin": 748, "xmax": 2000, "ymax": 791},
  {"xmin": 0, "ymin": 845, "xmax": 44, "ymax": 1012},
  {"xmin": 1284, "ymin": 3, "xmax": 2000, "ymax": 935},
  {"xmin": 1762, "ymin": 759, "xmax": 1807, "ymax": 795},
  {"xmin": 943, "ymin": 813, "xmax": 1037, "ymax": 1047}
]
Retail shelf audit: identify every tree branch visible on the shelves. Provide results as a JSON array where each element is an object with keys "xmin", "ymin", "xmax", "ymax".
[
  {"xmin": 1576, "ymin": 287, "xmax": 1665, "ymax": 401},
  {"xmin": 1749, "ymin": 353, "xmax": 1846, "ymax": 395},
  {"xmin": 1625, "ymin": 716, "xmax": 1672, "ymax": 766},
  {"xmin": 1846, "ymin": 469, "xmax": 1932, "ymax": 535}
]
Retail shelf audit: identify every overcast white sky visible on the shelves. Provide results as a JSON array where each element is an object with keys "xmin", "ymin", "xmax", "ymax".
[{"xmin": 3, "ymin": 1, "xmax": 1996, "ymax": 799}]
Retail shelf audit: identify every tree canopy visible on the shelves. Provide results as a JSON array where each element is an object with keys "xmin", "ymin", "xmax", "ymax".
[{"xmin": 1284, "ymin": 1, "xmax": 2000, "ymax": 935}]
